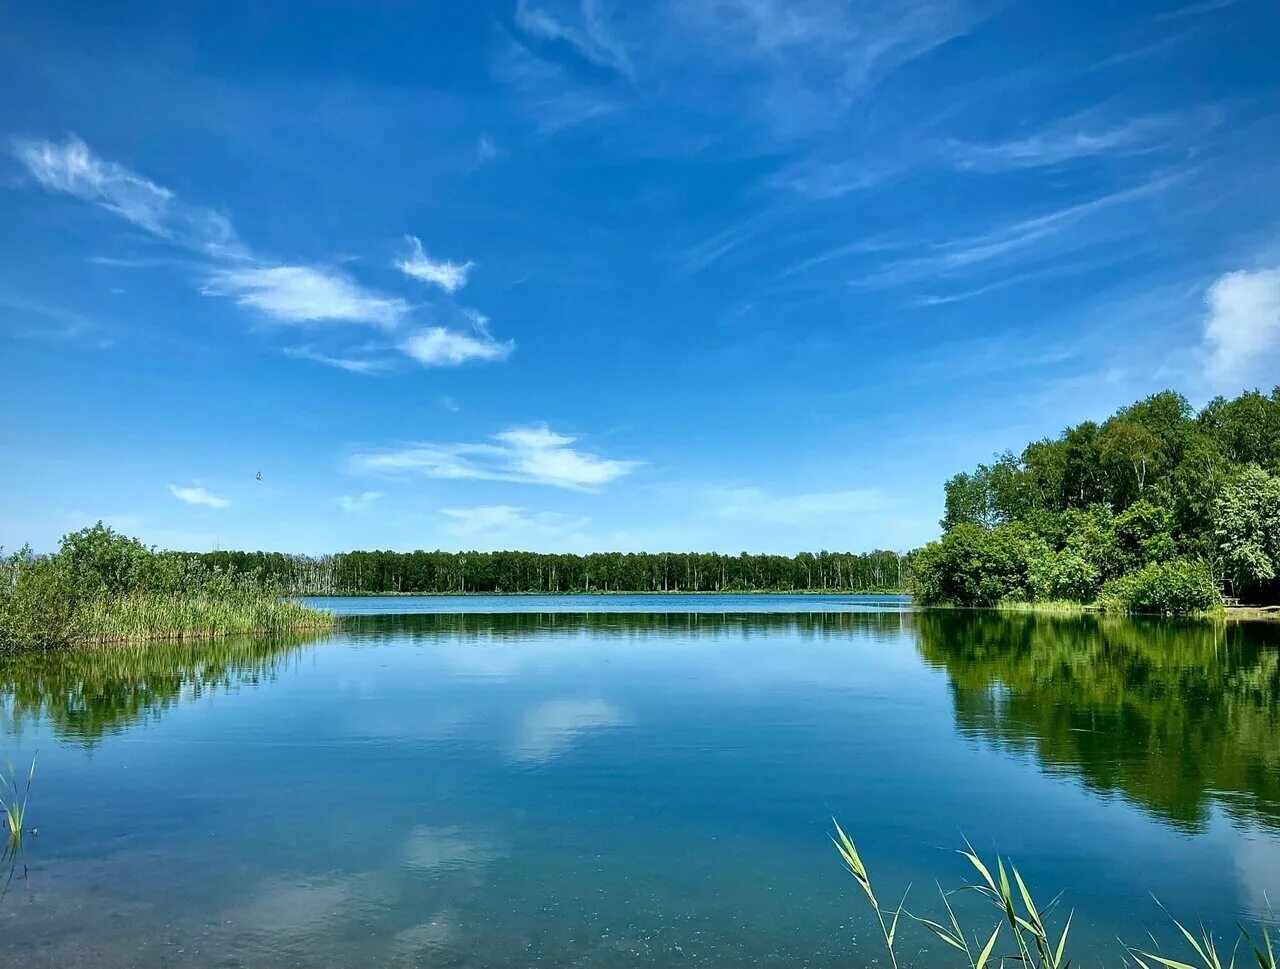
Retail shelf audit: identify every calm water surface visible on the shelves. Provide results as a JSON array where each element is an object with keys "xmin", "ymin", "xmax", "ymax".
[{"xmin": 0, "ymin": 597, "xmax": 1277, "ymax": 967}]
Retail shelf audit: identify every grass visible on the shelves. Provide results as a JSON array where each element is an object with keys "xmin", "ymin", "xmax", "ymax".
[
  {"xmin": 75, "ymin": 592, "xmax": 333, "ymax": 643},
  {"xmin": 995, "ymin": 600, "xmax": 1099, "ymax": 614},
  {"xmin": 0, "ymin": 756, "xmax": 35, "ymax": 843},
  {"xmin": 832, "ymin": 820, "xmax": 1278, "ymax": 969}
]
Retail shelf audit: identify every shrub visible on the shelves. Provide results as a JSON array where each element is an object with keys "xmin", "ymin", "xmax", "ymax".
[
  {"xmin": 1027, "ymin": 549, "xmax": 1100, "ymax": 602},
  {"xmin": 912, "ymin": 524, "xmax": 1038, "ymax": 607},
  {"xmin": 1098, "ymin": 558, "xmax": 1220, "ymax": 615}
]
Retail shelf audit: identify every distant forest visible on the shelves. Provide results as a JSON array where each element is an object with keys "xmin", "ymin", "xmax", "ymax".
[{"xmin": 189, "ymin": 548, "xmax": 908, "ymax": 595}]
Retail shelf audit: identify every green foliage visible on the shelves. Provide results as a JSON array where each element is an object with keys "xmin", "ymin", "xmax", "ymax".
[
  {"xmin": 0, "ymin": 523, "xmax": 331, "ymax": 650},
  {"xmin": 1216, "ymin": 465, "xmax": 1280, "ymax": 597},
  {"xmin": 912, "ymin": 524, "xmax": 1039, "ymax": 606},
  {"xmin": 916, "ymin": 387, "xmax": 1280, "ymax": 612},
  {"xmin": 1099, "ymin": 559, "xmax": 1221, "ymax": 615},
  {"xmin": 1027, "ymin": 548, "xmax": 1099, "ymax": 602}
]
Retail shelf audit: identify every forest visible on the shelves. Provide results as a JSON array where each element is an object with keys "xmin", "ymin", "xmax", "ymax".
[
  {"xmin": 912, "ymin": 388, "xmax": 1280, "ymax": 612},
  {"xmin": 188, "ymin": 547, "xmax": 908, "ymax": 595}
]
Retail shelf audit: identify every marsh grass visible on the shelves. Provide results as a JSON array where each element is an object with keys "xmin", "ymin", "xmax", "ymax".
[
  {"xmin": 1, "ymin": 524, "xmax": 334, "ymax": 649},
  {"xmin": 0, "ymin": 756, "xmax": 34, "ymax": 843},
  {"xmin": 995, "ymin": 600, "xmax": 1097, "ymax": 614},
  {"xmin": 832, "ymin": 821, "xmax": 1278, "ymax": 969},
  {"xmin": 76, "ymin": 592, "xmax": 332, "ymax": 643}
]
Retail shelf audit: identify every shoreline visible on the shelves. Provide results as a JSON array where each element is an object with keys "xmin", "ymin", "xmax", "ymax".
[{"xmin": 296, "ymin": 589, "xmax": 910, "ymax": 598}]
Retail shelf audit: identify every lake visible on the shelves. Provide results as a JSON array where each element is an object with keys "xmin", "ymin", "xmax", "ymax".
[{"xmin": 0, "ymin": 596, "xmax": 1277, "ymax": 967}]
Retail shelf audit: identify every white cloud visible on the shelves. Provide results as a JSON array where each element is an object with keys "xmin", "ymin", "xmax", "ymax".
[
  {"xmin": 11, "ymin": 134, "xmax": 242, "ymax": 256},
  {"xmin": 206, "ymin": 265, "xmax": 407, "ymax": 328},
  {"xmin": 944, "ymin": 112, "xmax": 1193, "ymax": 173},
  {"xmin": 492, "ymin": 34, "xmax": 624, "ymax": 133},
  {"xmin": 670, "ymin": 0, "xmax": 984, "ymax": 140},
  {"xmin": 514, "ymin": 0, "xmax": 633, "ymax": 75},
  {"xmin": 511, "ymin": 698, "xmax": 628, "ymax": 763},
  {"xmin": 350, "ymin": 423, "xmax": 641, "ymax": 491},
  {"xmin": 13, "ymin": 134, "xmax": 172, "ymax": 232},
  {"xmin": 14, "ymin": 134, "xmax": 517, "ymax": 373},
  {"xmin": 711, "ymin": 486, "xmax": 885, "ymax": 525},
  {"xmin": 438, "ymin": 505, "xmax": 593, "ymax": 549},
  {"xmin": 168, "ymin": 484, "xmax": 230, "ymax": 509},
  {"xmin": 476, "ymin": 134, "xmax": 498, "ymax": 165},
  {"xmin": 400, "ymin": 326, "xmax": 513, "ymax": 366},
  {"xmin": 440, "ymin": 505, "xmax": 530, "ymax": 533},
  {"xmin": 1203, "ymin": 266, "xmax": 1280, "ymax": 388},
  {"xmin": 853, "ymin": 173, "xmax": 1185, "ymax": 288},
  {"xmin": 395, "ymin": 236, "xmax": 473, "ymax": 293},
  {"xmin": 283, "ymin": 346, "xmax": 387, "ymax": 374},
  {"xmin": 337, "ymin": 491, "xmax": 382, "ymax": 512}
]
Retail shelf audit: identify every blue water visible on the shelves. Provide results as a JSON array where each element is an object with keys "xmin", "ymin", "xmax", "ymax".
[
  {"xmin": 300, "ymin": 592, "xmax": 913, "ymax": 614},
  {"xmin": 0, "ymin": 598, "xmax": 1276, "ymax": 968}
]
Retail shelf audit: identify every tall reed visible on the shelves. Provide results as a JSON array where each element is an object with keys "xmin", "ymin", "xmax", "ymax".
[
  {"xmin": 0, "ymin": 756, "xmax": 35, "ymax": 843},
  {"xmin": 831, "ymin": 821, "xmax": 1278, "ymax": 969}
]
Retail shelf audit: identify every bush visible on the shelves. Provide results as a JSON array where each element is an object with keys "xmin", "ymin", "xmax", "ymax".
[
  {"xmin": 911, "ymin": 523, "xmax": 1038, "ymax": 607},
  {"xmin": 1027, "ymin": 549, "xmax": 1099, "ymax": 602},
  {"xmin": 1098, "ymin": 558, "xmax": 1220, "ymax": 615},
  {"xmin": 1, "ymin": 523, "xmax": 331, "ymax": 650}
]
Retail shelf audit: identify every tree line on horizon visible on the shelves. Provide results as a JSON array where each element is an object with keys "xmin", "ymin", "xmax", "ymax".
[
  {"xmin": 912, "ymin": 387, "xmax": 1280, "ymax": 612},
  {"xmin": 187, "ymin": 548, "xmax": 909, "ymax": 595}
]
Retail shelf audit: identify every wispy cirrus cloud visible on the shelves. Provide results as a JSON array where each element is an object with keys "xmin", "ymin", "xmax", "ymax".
[
  {"xmin": 492, "ymin": 35, "xmax": 623, "ymax": 132},
  {"xmin": 439, "ymin": 504, "xmax": 591, "ymax": 544},
  {"xmin": 395, "ymin": 235, "xmax": 474, "ymax": 293},
  {"xmin": 942, "ymin": 110, "xmax": 1204, "ymax": 173},
  {"xmin": 1202, "ymin": 265, "xmax": 1280, "ymax": 389},
  {"xmin": 851, "ymin": 171, "xmax": 1189, "ymax": 289},
  {"xmin": 13, "ymin": 134, "xmax": 244, "ymax": 257},
  {"xmin": 10, "ymin": 134, "xmax": 513, "ymax": 372},
  {"xmin": 670, "ymin": 0, "xmax": 984, "ymax": 139},
  {"xmin": 282, "ymin": 346, "xmax": 389, "ymax": 374},
  {"xmin": 514, "ymin": 0, "xmax": 633, "ymax": 76},
  {"xmin": 206, "ymin": 265, "xmax": 408, "ymax": 327},
  {"xmin": 496, "ymin": 0, "xmax": 988, "ymax": 141},
  {"xmin": 168, "ymin": 483, "xmax": 230, "ymax": 509},
  {"xmin": 351, "ymin": 424, "xmax": 641, "ymax": 491}
]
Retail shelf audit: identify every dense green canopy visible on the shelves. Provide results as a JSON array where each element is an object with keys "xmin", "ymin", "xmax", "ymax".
[{"xmin": 913, "ymin": 388, "xmax": 1280, "ymax": 612}]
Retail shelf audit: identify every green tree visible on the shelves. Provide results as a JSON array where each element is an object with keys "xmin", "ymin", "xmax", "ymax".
[{"xmin": 1215, "ymin": 465, "xmax": 1280, "ymax": 597}]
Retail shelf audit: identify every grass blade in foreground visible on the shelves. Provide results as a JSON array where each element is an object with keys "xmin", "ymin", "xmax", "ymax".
[{"xmin": 830, "ymin": 821, "xmax": 1279, "ymax": 969}]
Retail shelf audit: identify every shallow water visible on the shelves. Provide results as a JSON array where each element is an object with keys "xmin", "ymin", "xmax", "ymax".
[{"xmin": 0, "ymin": 598, "xmax": 1277, "ymax": 967}]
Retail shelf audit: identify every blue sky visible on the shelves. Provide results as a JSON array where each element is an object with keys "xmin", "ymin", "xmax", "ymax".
[{"xmin": 3, "ymin": 0, "xmax": 1279, "ymax": 555}]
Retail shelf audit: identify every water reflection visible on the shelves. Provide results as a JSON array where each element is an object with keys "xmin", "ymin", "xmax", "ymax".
[
  {"xmin": 0, "ymin": 632, "xmax": 321, "ymax": 744},
  {"xmin": 916, "ymin": 611, "xmax": 1280, "ymax": 830},
  {"xmin": 339, "ymin": 608, "xmax": 911, "ymax": 642},
  {"xmin": 0, "ymin": 605, "xmax": 1277, "ymax": 967}
]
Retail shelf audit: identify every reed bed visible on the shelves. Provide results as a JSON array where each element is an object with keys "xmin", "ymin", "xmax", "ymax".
[
  {"xmin": 75, "ymin": 593, "xmax": 332, "ymax": 643},
  {"xmin": 832, "ymin": 820, "xmax": 1278, "ymax": 969},
  {"xmin": 1, "ymin": 524, "xmax": 334, "ymax": 650}
]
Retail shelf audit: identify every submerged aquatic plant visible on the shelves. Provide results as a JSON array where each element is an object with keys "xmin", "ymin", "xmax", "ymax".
[
  {"xmin": 1, "ymin": 755, "xmax": 35, "ymax": 843},
  {"xmin": 831, "ymin": 821, "xmax": 1278, "ymax": 969}
]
